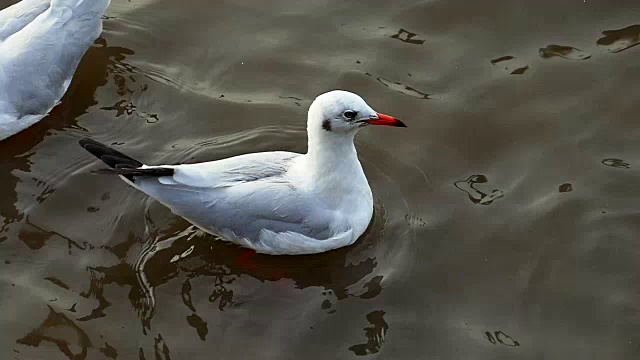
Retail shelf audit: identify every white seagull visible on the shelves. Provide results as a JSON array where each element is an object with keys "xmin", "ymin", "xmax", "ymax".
[
  {"xmin": 0, "ymin": 0, "xmax": 110, "ymax": 141},
  {"xmin": 80, "ymin": 90, "xmax": 406, "ymax": 255}
]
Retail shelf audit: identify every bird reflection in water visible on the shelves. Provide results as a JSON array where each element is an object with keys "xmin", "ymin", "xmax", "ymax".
[{"xmin": 39, "ymin": 199, "xmax": 386, "ymax": 357}]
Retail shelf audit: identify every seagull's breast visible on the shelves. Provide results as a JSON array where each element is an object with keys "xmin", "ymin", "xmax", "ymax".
[
  {"xmin": 287, "ymin": 155, "xmax": 374, "ymax": 240},
  {"xmin": 335, "ymin": 182, "xmax": 374, "ymax": 239}
]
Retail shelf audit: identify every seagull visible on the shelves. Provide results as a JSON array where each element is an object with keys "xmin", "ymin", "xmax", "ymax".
[
  {"xmin": 0, "ymin": 0, "xmax": 110, "ymax": 141},
  {"xmin": 80, "ymin": 90, "xmax": 406, "ymax": 255}
]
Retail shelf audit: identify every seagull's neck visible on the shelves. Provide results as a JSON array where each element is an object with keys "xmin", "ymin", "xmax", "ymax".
[
  {"xmin": 306, "ymin": 129, "xmax": 359, "ymax": 171},
  {"xmin": 299, "ymin": 127, "xmax": 370, "ymax": 203},
  {"xmin": 306, "ymin": 125, "xmax": 362, "ymax": 173}
]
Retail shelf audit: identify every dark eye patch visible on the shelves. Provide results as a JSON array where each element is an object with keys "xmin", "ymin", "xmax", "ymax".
[
  {"xmin": 343, "ymin": 110, "xmax": 357, "ymax": 119},
  {"xmin": 322, "ymin": 119, "xmax": 332, "ymax": 131}
]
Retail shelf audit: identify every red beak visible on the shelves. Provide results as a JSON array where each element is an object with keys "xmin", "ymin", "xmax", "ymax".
[{"xmin": 364, "ymin": 112, "xmax": 407, "ymax": 127}]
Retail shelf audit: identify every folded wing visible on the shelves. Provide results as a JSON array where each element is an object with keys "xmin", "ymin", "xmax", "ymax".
[
  {"xmin": 133, "ymin": 153, "xmax": 350, "ymax": 252},
  {"xmin": 0, "ymin": 0, "xmax": 52, "ymax": 42}
]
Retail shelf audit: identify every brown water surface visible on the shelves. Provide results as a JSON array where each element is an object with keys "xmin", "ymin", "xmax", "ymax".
[{"xmin": 2, "ymin": 0, "xmax": 640, "ymax": 359}]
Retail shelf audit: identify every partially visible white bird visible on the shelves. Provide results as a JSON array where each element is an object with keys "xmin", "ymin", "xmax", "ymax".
[
  {"xmin": 0, "ymin": 0, "xmax": 110, "ymax": 141},
  {"xmin": 80, "ymin": 90, "xmax": 406, "ymax": 255}
]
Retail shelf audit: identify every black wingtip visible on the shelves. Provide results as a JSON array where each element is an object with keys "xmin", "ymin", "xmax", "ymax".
[
  {"xmin": 79, "ymin": 138, "xmax": 174, "ymax": 180},
  {"xmin": 91, "ymin": 167, "xmax": 175, "ymax": 177},
  {"xmin": 78, "ymin": 137, "xmax": 94, "ymax": 147},
  {"xmin": 79, "ymin": 137, "xmax": 143, "ymax": 169}
]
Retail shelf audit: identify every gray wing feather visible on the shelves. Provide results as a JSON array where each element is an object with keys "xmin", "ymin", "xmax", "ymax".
[
  {"xmin": 134, "ymin": 152, "xmax": 340, "ymax": 243},
  {"xmin": 0, "ymin": 0, "xmax": 50, "ymax": 42},
  {"xmin": 159, "ymin": 151, "xmax": 298, "ymax": 188}
]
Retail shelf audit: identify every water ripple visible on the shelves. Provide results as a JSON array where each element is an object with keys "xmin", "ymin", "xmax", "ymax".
[
  {"xmin": 539, "ymin": 45, "xmax": 591, "ymax": 60},
  {"xmin": 559, "ymin": 183, "xmax": 573, "ymax": 193},
  {"xmin": 485, "ymin": 330, "xmax": 520, "ymax": 347},
  {"xmin": 597, "ymin": 24, "xmax": 640, "ymax": 53},
  {"xmin": 601, "ymin": 158, "xmax": 630, "ymax": 169},
  {"xmin": 348, "ymin": 310, "xmax": 389, "ymax": 356},
  {"xmin": 390, "ymin": 28, "xmax": 425, "ymax": 45},
  {"xmin": 17, "ymin": 306, "xmax": 91, "ymax": 359},
  {"xmin": 375, "ymin": 76, "xmax": 430, "ymax": 99},
  {"xmin": 454, "ymin": 175, "xmax": 504, "ymax": 205},
  {"xmin": 490, "ymin": 56, "xmax": 529, "ymax": 75}
]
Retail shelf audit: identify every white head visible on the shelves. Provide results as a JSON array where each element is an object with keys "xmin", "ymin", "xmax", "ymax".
[{"xmin": 307, "ymin": 90, "xmax": 406, "ymax": 137}]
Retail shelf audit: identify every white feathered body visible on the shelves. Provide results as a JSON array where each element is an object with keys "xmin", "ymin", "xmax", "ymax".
[
  {"xmin": 0, "ymin": 0, "xmax": 110, "ymax": 140},
  {"xmin": 79, "ymin": 90, "xmax": 393, "ymax": 255},
  {"xmin": 131, "ymin": 147, "xmax": 374, "ymax": 255}
]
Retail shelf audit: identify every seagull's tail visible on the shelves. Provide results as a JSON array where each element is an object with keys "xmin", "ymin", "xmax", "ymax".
[{"xmin": 79, "ymin": 138, "xmax": 174, "ymax": 180}]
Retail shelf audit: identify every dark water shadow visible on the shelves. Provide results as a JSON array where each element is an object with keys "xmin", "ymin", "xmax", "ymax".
[
  {"xmin": 99, "ymin": 342, "xmax": 118, "ymax": 359},
  {"xmin": 485, "ymin": 330, "xmax": 520, "ymax": 347},
  {"xmin": 13, "ymin": 213, "xmax": 385, "ymax": 357},
  {"xmin": 16, "ymin": 305, "xmax": 92, "ymax": 360},
  {"xmin": 559, "ymin": 183, "xmax": 573, "ymax": 193},
  {"xmin": 0, "ymin": 38, "xmax": 135, "ymax": 234},
  {"xmin": 72, "ymin": 202, "xmax": 387, "ymax": 335},
  {"xmin": 539, "ymin": 45, "xmax": 591, "ymax": 60},
  {"xmin": 597, "ymin": 24, "xmax": 640, "ymax": 53},
  {"xmin": 490, "ymin": 56, "xmax": 515, "ymax": 64},
  {"xmin": 454, "ymin": 175, "xmax": 504, "ymax": 205},
  {"xmin": 601, "ymin": 158, "xmax": 630, "ymax": 169},
  {"xmin": 490, "ymin": 56, "xmax": 529, "ymax": 75},
  {"xmin": 390, "ymin": 28, "xmax": 425, "ymax": 45},
  {"xmin": 372, "ymin": 75, "xmax": 430, "ymax": 99},
  {"xmin": 510, "ymin": 66, "xmax": 529, "ymax": 75},
  {"xmin": 348, "ymin": 310, "xmax": 389, "ymax": 356}
]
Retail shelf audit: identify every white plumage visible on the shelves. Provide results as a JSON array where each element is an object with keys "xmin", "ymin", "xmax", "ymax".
[
  {"xmin": 81, "ymin": 90, "xmax": 406, "ymax": 255},
  {"xmin": 0, "ymin": 0, "xmax": 110, "ymax": 141}
]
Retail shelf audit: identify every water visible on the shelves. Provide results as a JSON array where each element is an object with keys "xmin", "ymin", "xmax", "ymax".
[{"xmin": 1, "ymin": 0, "xmax": 640, "ymax": 358}]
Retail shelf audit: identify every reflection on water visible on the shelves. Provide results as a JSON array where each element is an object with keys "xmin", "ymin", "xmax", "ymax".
[
  {"xmin": 19, "ymin": 215, "xmax": 95, "ymax": 251},
  {"xmin": 390, "ymin": 28, "xmax": 425, "ymax": 45},
  {"xmin": 601, "ymin": 158, "xmax": 630, "ymax": 169},
  {"xmin": 99, "ymin": 342, "xmax": 118, "ymax": 359},
  {"xmin": 186, "ymin": 313, "xmax": 208, "ymax": 341},
  {"xmin": 539, "ymin": 45, "xmax": 591, "ymax": 60},
  {"xmin": 454, "ymin": 175, "xmax": 504, "ymax": 206},
  {"xmin": 490, "ymin": 56, "xmax": 515, "ymax": 64},
  {"xmin": 57, "ymin": 196, "xmax": 388, "ymax": 343},
  {"xmin": 509, "ymin": 66, "xmax": 529, "ymax": 75},
  {"xmin": 153, "ymin": 334, "xmax": 171, "ymax": 360},
  {"xmin": 101, "ymin": 99, "xmax": 159, "ymax": 124},
  {"xmin": 348, "ymin": 310, "xmax": 389, "ymax": 356},
  {"xmin": 490, "ymin": 56, "xmax": 530, "ymax": 75},
  {"xmin": 3, "ymin": 0, "xmax": 640, "ymax": 359},
  {"xmin": 375, "ymin": 76, "xmax": 430, "ymax": 99},
  {"xmin": 405, "ymin": 214, "xmax": 427, "ymax": 228},
  {"xmin": 485, "ymin": 331, "xmax": 520, "ymax": 347},
  {"xmin": 17, "ymin": 306, "xmax": 92, "ymax": 359},
  {"xmin": 0, "ymin": 37, "xmax": 133, "ymax": 250},
  {"xmin": 44, "ymin": 276, "xmax": 71, "ymax": 290},
  {"xmin": 558, "ymin": 183, "xmax": 573, "ymax": 193},
  {"xmin": 597, "ymin": 24, "xmax": 640, "ymax": 53}
]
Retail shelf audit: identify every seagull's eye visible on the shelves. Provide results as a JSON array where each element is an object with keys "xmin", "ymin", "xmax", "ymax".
[{"xmin": 343, "ymin": 111, "xmax": 357, "ymax": 119}]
